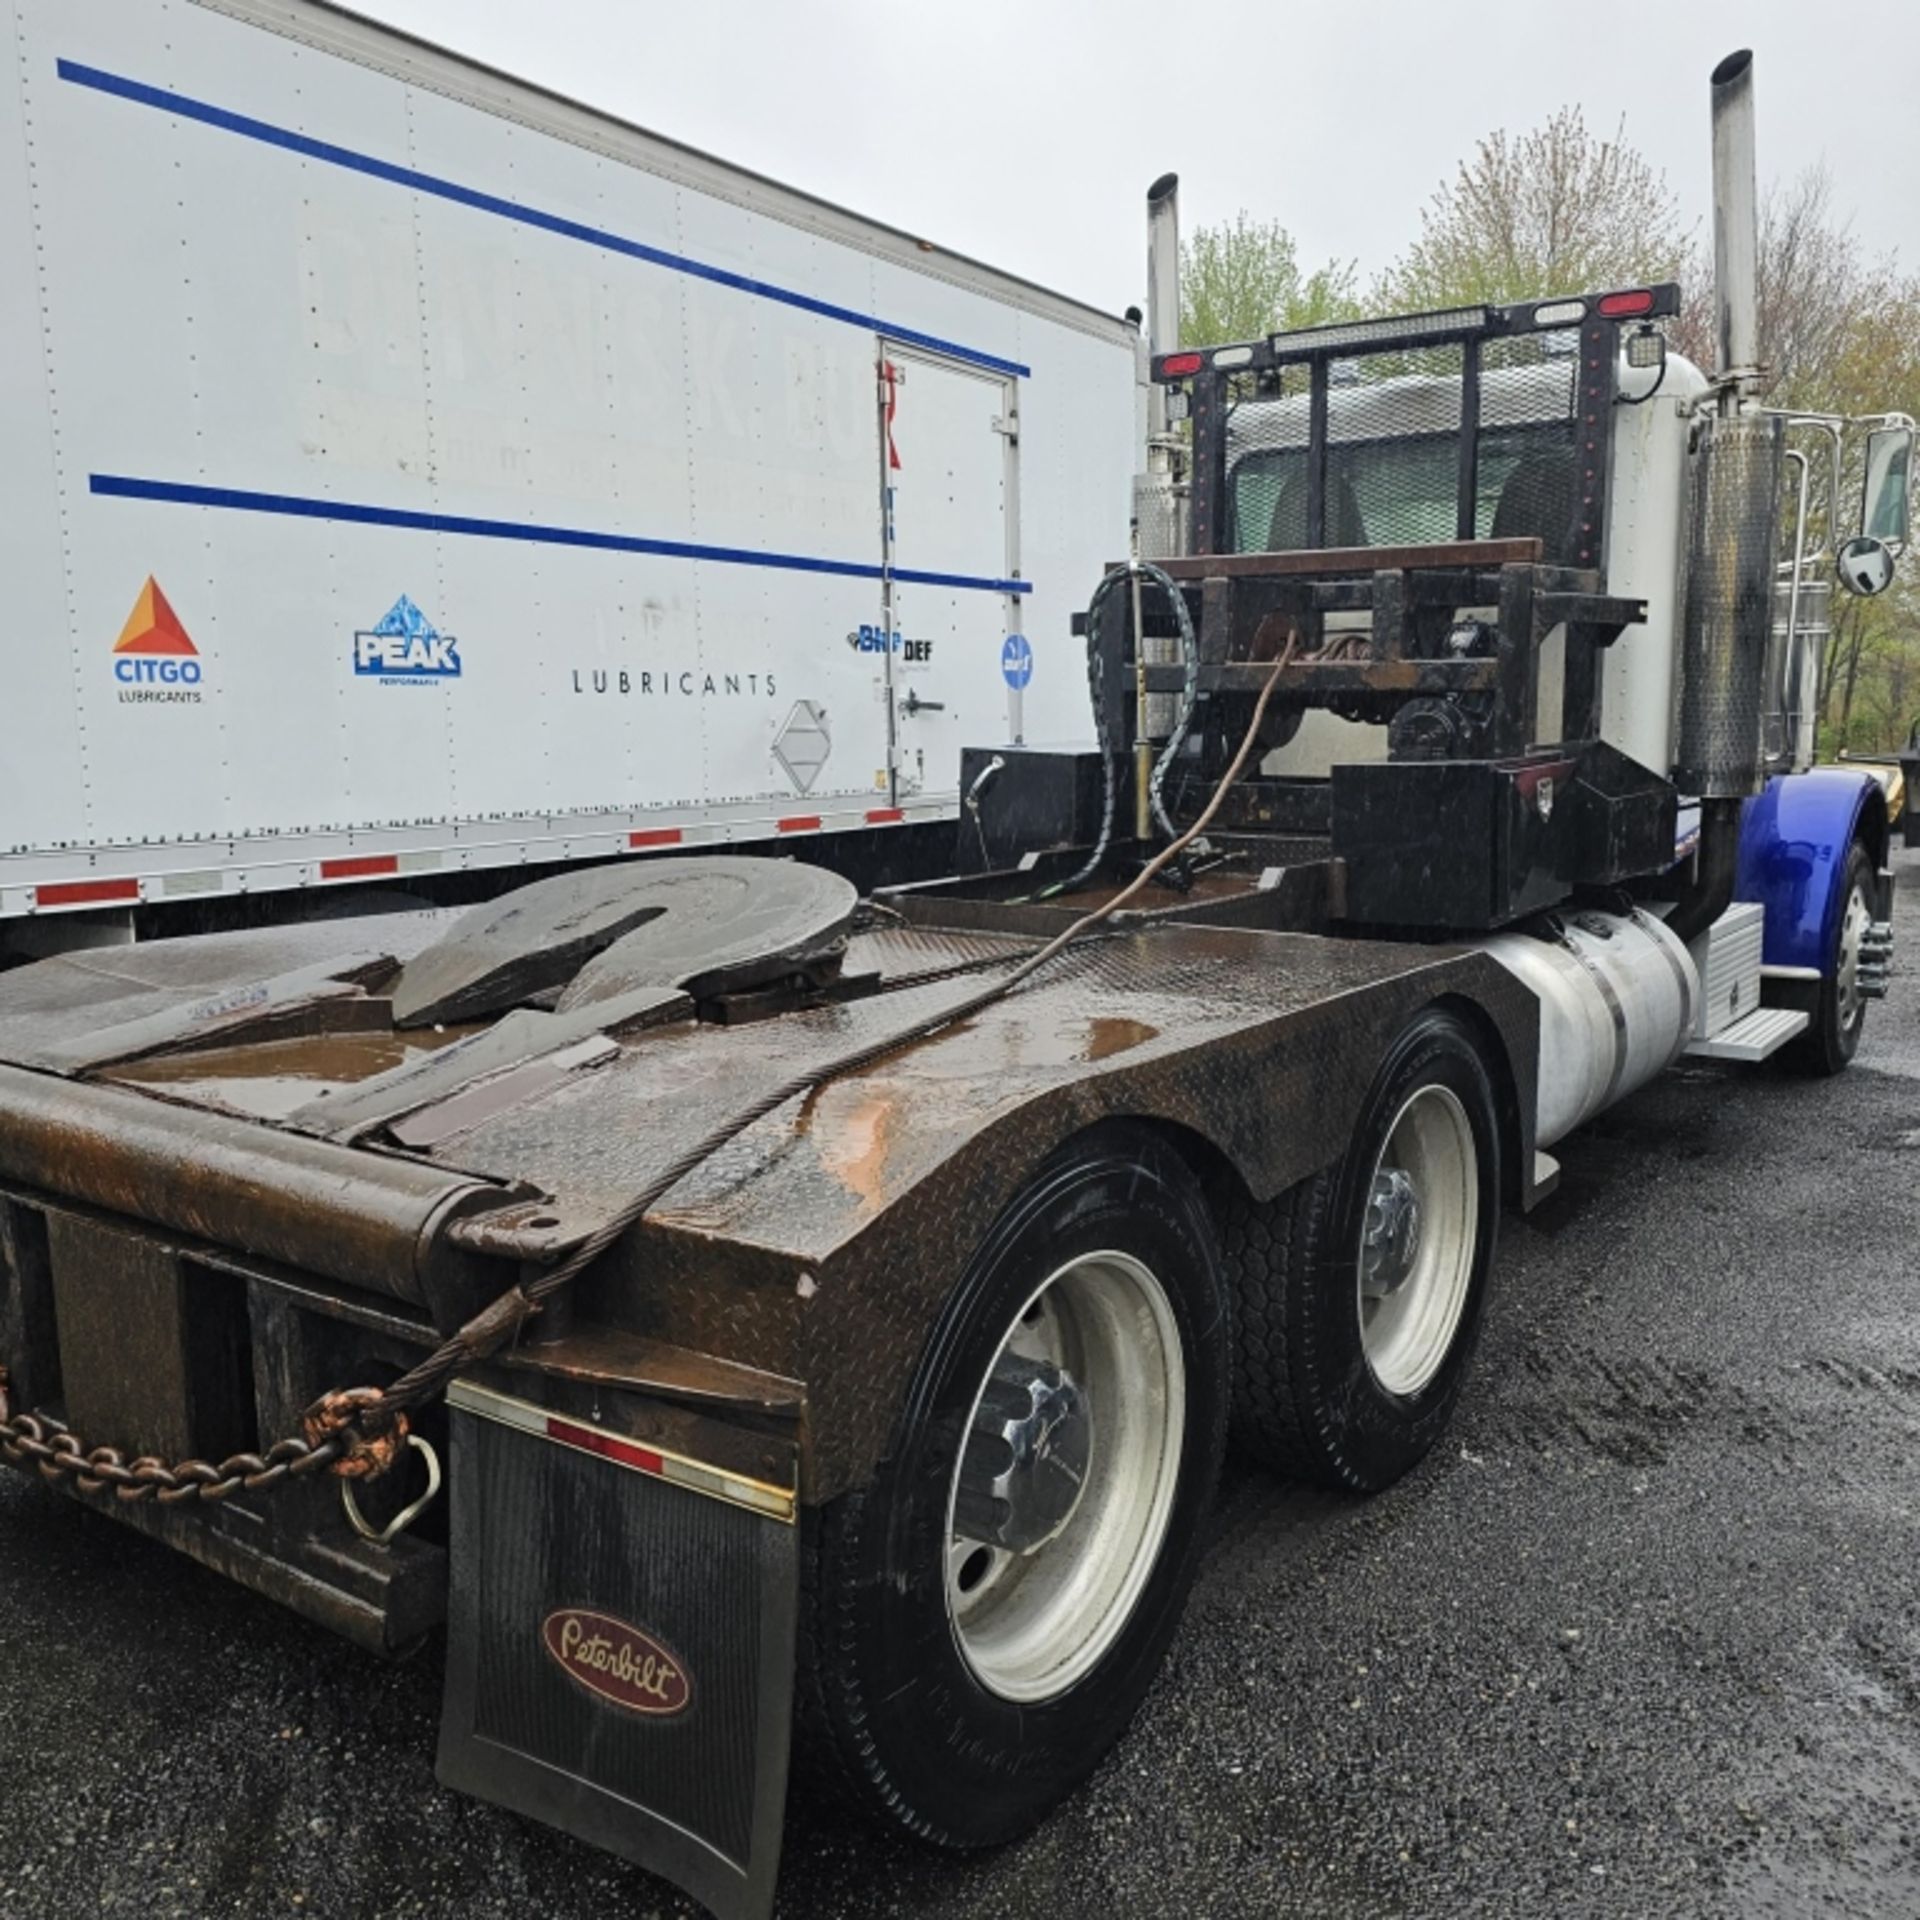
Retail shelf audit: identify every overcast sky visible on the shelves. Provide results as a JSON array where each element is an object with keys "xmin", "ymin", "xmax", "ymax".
[{"xmin": 353, "ymin": 0, "xmax": 1916, "ymax": 320}]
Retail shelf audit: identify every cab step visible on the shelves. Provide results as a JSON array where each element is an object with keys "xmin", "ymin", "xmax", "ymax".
[{"xmin": 1683, "ymin": 1005, "xmax": 1809, "ymax": 1062}]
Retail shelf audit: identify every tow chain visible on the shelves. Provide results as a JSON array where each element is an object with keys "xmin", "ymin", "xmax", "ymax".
[
  {"xmin": 0, "ymin": 1381, "xmax": 391, "ymax": 1505},
  {"xmin": 0, "ymin": 650, "xmax": 1290, "ymax": 1514}
]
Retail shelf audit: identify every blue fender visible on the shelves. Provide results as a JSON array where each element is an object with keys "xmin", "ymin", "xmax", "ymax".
[{"xmin": 1736, "ymin": 769, "xmax": 1888, "ymax": 972}]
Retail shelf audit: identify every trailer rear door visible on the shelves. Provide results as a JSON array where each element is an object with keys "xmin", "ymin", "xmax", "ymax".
[{"xmin": 878, "ymin": 346, "xmax": 1023, "ymax": 805}]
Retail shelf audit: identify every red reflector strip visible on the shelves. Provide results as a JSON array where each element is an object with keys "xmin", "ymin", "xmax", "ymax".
[
  {"xmin": 319, "ymin": 854, "xmax": 398, "ymax": 880},
  {"xmin": 1596, "ymin": 288, "xmax": 1655, "ymax": 318},
  {"xmin": 866, "ymin": 807, "xmax": 905, "ymax": 825},
  {"xmin": 35, "ymin": 877, "xmax": 139, "ymax": 908},
  {"xmin": 548, "ymin": 1415, "xmax": 664, "ymax": 1477},
  {"xmin": 777, "ymin": 815, "xmax": 822, "ymax": 834},
  {"xmin": 447, "ymin": 1380, "xmax": 796, "ymax": 1522},
  {"xmin": 1159, "ymin": 350, "xmax": 1205, "ymax": 377},
  {"xmin": 628, "ymin": 826, "xmax": 685, "ymax": 849}
]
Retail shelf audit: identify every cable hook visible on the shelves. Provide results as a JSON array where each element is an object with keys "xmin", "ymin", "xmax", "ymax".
[{"xmin": 340, "ymin": 1432, "xmax": 442, "ymax": 1545}]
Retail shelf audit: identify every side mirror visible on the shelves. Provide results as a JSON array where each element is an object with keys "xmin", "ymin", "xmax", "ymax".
[
  {"xmin": 1862, "ymin": 426, "xmax": 1912, "ymax": 543},
  {"xmin": 1837, "ymin": 534, "xmax": 1895, "ymax": 597}
]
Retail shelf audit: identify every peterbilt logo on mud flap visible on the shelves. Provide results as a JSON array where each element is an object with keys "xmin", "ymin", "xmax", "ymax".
[{"xmin": 541, "ymin": 1608, "xmax": 692, "ymax": 1717}]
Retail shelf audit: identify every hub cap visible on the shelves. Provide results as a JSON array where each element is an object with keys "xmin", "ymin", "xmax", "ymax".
[
  {"xmin": 1361, "ymin": 1167, "xmax": 1423, "ymax": 1297},
  {"xmin": 945, "ymin": 1251, "xmax": 1185, "ymax": 1703},
  {"xmin": 1836, "ymin": 881, "xmax": 1871, "ymax": 1032},
  {"xmin": 1358, "ymin": 1085, "xmax": 1477, "ymax": 1397}
]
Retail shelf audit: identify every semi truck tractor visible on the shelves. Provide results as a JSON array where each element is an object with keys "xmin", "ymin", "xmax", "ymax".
[{"xmin": 1, "ymin": 36, "xmax": 1912, "ymax": 1920}]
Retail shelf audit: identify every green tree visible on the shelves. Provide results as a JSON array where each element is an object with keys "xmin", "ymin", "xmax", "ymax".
[
  {"xmin": 1671, "ymin": 167, "xmax": 1881, "ymax": 405},
  {"xmin": 1179, "ymin": 213, "xmax": 1360, "ymax": 347},
  {"xmin": 1377, "ymin": 106, "xmax": 1689, "ymax": 310},
  {"xmin": 1377, "ymin": 99, "xmax": 1917, "ymax": 753}
]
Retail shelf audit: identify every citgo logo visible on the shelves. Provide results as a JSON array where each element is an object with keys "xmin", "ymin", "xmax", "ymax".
[{"xmin": 112, "ymin": 576, "xmax": 203, "ymax": 705}]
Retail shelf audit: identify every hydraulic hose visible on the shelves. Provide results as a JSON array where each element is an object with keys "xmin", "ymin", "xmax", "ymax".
[
  {"xmin": 1138, "ymin": 560, "xmax": 1201, "ymax": 843},
  {"xmin": 1042, "ymin": 562, "xmax": 1200, "ymax": 898}
]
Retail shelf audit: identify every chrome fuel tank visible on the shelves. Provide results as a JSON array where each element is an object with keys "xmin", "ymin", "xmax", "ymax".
[{"xmin": 1482, "ymin": 910, "xmax": 1698, "ymax": 1147}]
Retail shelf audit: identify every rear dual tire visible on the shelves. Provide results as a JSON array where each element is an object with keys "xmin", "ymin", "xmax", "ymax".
[
  {"xmin": 800, "ymin": 1012, "xmax": 1500, "ymax": 1846},
  {"xmin": 1222, "ymin": 1008, "xmax": 1502, "ymax": 1493},
  {"xmin": 798, "ymin": 1125, "xmax": 1229, "ymax": 1848}
]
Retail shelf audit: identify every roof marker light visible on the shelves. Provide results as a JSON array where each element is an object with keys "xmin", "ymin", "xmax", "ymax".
[{"xmin": 1597, "ymin": 289, "xmax": 1656, "ymax": 318}]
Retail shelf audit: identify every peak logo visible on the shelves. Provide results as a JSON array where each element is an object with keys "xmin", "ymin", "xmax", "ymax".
[
  {"xmin": 355, "ymin": 596, "xmax": 461, "ymax": 684},
  {"xmin": 112, "ymin": 576, "xmax": 203, "ymax": 703}
]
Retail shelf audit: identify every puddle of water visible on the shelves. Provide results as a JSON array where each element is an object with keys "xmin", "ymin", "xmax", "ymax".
[
  {"xmin": 1083, "ymin": 1016, "xmax": 1159, "ymax": 1061},
  {"xmin": 879, "ymin": 1012, "xmax": 1163, "ymax": 1080},
  {"xmin": 112, "ymin": 1027, "xmax": 470, "ymax": 1121}
]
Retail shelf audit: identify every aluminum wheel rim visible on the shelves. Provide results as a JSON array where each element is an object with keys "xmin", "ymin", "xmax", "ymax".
[
  {"xmin": 1837, "ymin": 881, "xmax": 1870, "ymax": 1031},
  {"xmin": 1357, "ymin": 1085, "xmax": 1477, "ymax": 1398},
  {"xmin": 944, "ymin": 1250, "xmax": 1186, "ymax": 1704}
]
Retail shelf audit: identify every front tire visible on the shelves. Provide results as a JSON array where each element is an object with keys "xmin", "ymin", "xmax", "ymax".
[
  {"xmin": 1787, "ymin": 839, "xmax": 1875, "ymax": 1076},
  {"xmin": 797, "ymin": 1125, "xmax": 1229, "ymax": 1848},
  {"xmin": 1223, "ymin": 1006, "xmax": 1501, "ymax": 1494}
]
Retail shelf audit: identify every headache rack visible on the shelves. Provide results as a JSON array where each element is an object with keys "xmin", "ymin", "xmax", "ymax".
[
  {"xmin": 1048, "ymin": 287, "xmax": 1689, "ymax": 933},
  {"xmin": 1155, "ymin": 285, "xmax": 1682, "ymax": 567},
  {"xmin": 1122, "ymin": 539, "xmax": 1648, "ymax": 759}
]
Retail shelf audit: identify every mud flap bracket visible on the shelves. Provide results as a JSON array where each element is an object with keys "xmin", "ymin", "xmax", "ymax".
[{"xmin": 436, "ymin": 1380, "xmax": 797, "ymax": 1920}]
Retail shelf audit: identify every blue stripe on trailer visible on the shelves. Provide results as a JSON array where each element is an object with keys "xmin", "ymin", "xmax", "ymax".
[
  {"xmin": 55, "ymin": 59, "xmax": 1032, "ymax": 381},
  {"xmin": 88, "ymin": 473, "xmax": 1033, "ymax": 597}
]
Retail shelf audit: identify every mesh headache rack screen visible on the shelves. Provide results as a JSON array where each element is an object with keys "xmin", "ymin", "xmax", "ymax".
[
  {"xmin": 1225, "ymin": 334, "xmax": 1581, "ymax": 559},
  {"xmin": 1174, "ymin": 287, "xmax": 1680, "ymax": 569}
]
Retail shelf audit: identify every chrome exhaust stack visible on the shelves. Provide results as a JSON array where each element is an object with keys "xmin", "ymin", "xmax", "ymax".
[
  {"xmin": 1134, "ymin": 173, "xmax": 1187, "ymax": 562},
  {"xmin": 1709, "ymin": 49, "xmax": 1762, "ymax": 408},
  {"xmin": 1674, "ymin": 50, "xmax": 1781, "ymax": 809},
  {"xmin": 1144, "ymin": 172, "xmax": 1180, "ymax": 440}
]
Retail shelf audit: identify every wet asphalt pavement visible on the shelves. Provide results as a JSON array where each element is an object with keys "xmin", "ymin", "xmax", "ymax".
[{"xmin": 3, "ymin": 846, "xmax": 1918, "ymax": 1920}]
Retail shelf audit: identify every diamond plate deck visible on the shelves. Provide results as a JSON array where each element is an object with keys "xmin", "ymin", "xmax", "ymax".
[{"xmin": 0, "ymin": 906, "xmax": 1539, "ymax": 1499}]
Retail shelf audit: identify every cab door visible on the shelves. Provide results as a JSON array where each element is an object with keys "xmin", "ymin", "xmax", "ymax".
[{"xmin": 875, "ymin": 344, "xmax": 1022, "ymax": 804}]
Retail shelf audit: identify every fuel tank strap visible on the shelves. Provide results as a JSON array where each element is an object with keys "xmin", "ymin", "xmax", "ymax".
[{"xmin": 0, "ymin": 1062, "xmax": 513, "ymax": 1311}]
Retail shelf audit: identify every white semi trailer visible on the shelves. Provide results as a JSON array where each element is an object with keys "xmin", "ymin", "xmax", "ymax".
[{"xmin": 0, "ymin": 0, "xmax": 1139, "ymax": 954}]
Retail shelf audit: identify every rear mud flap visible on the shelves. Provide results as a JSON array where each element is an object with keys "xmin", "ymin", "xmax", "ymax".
[{"xmin": 437, "ymin": 1382, "xmax": 797, "ymax": 1920}]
